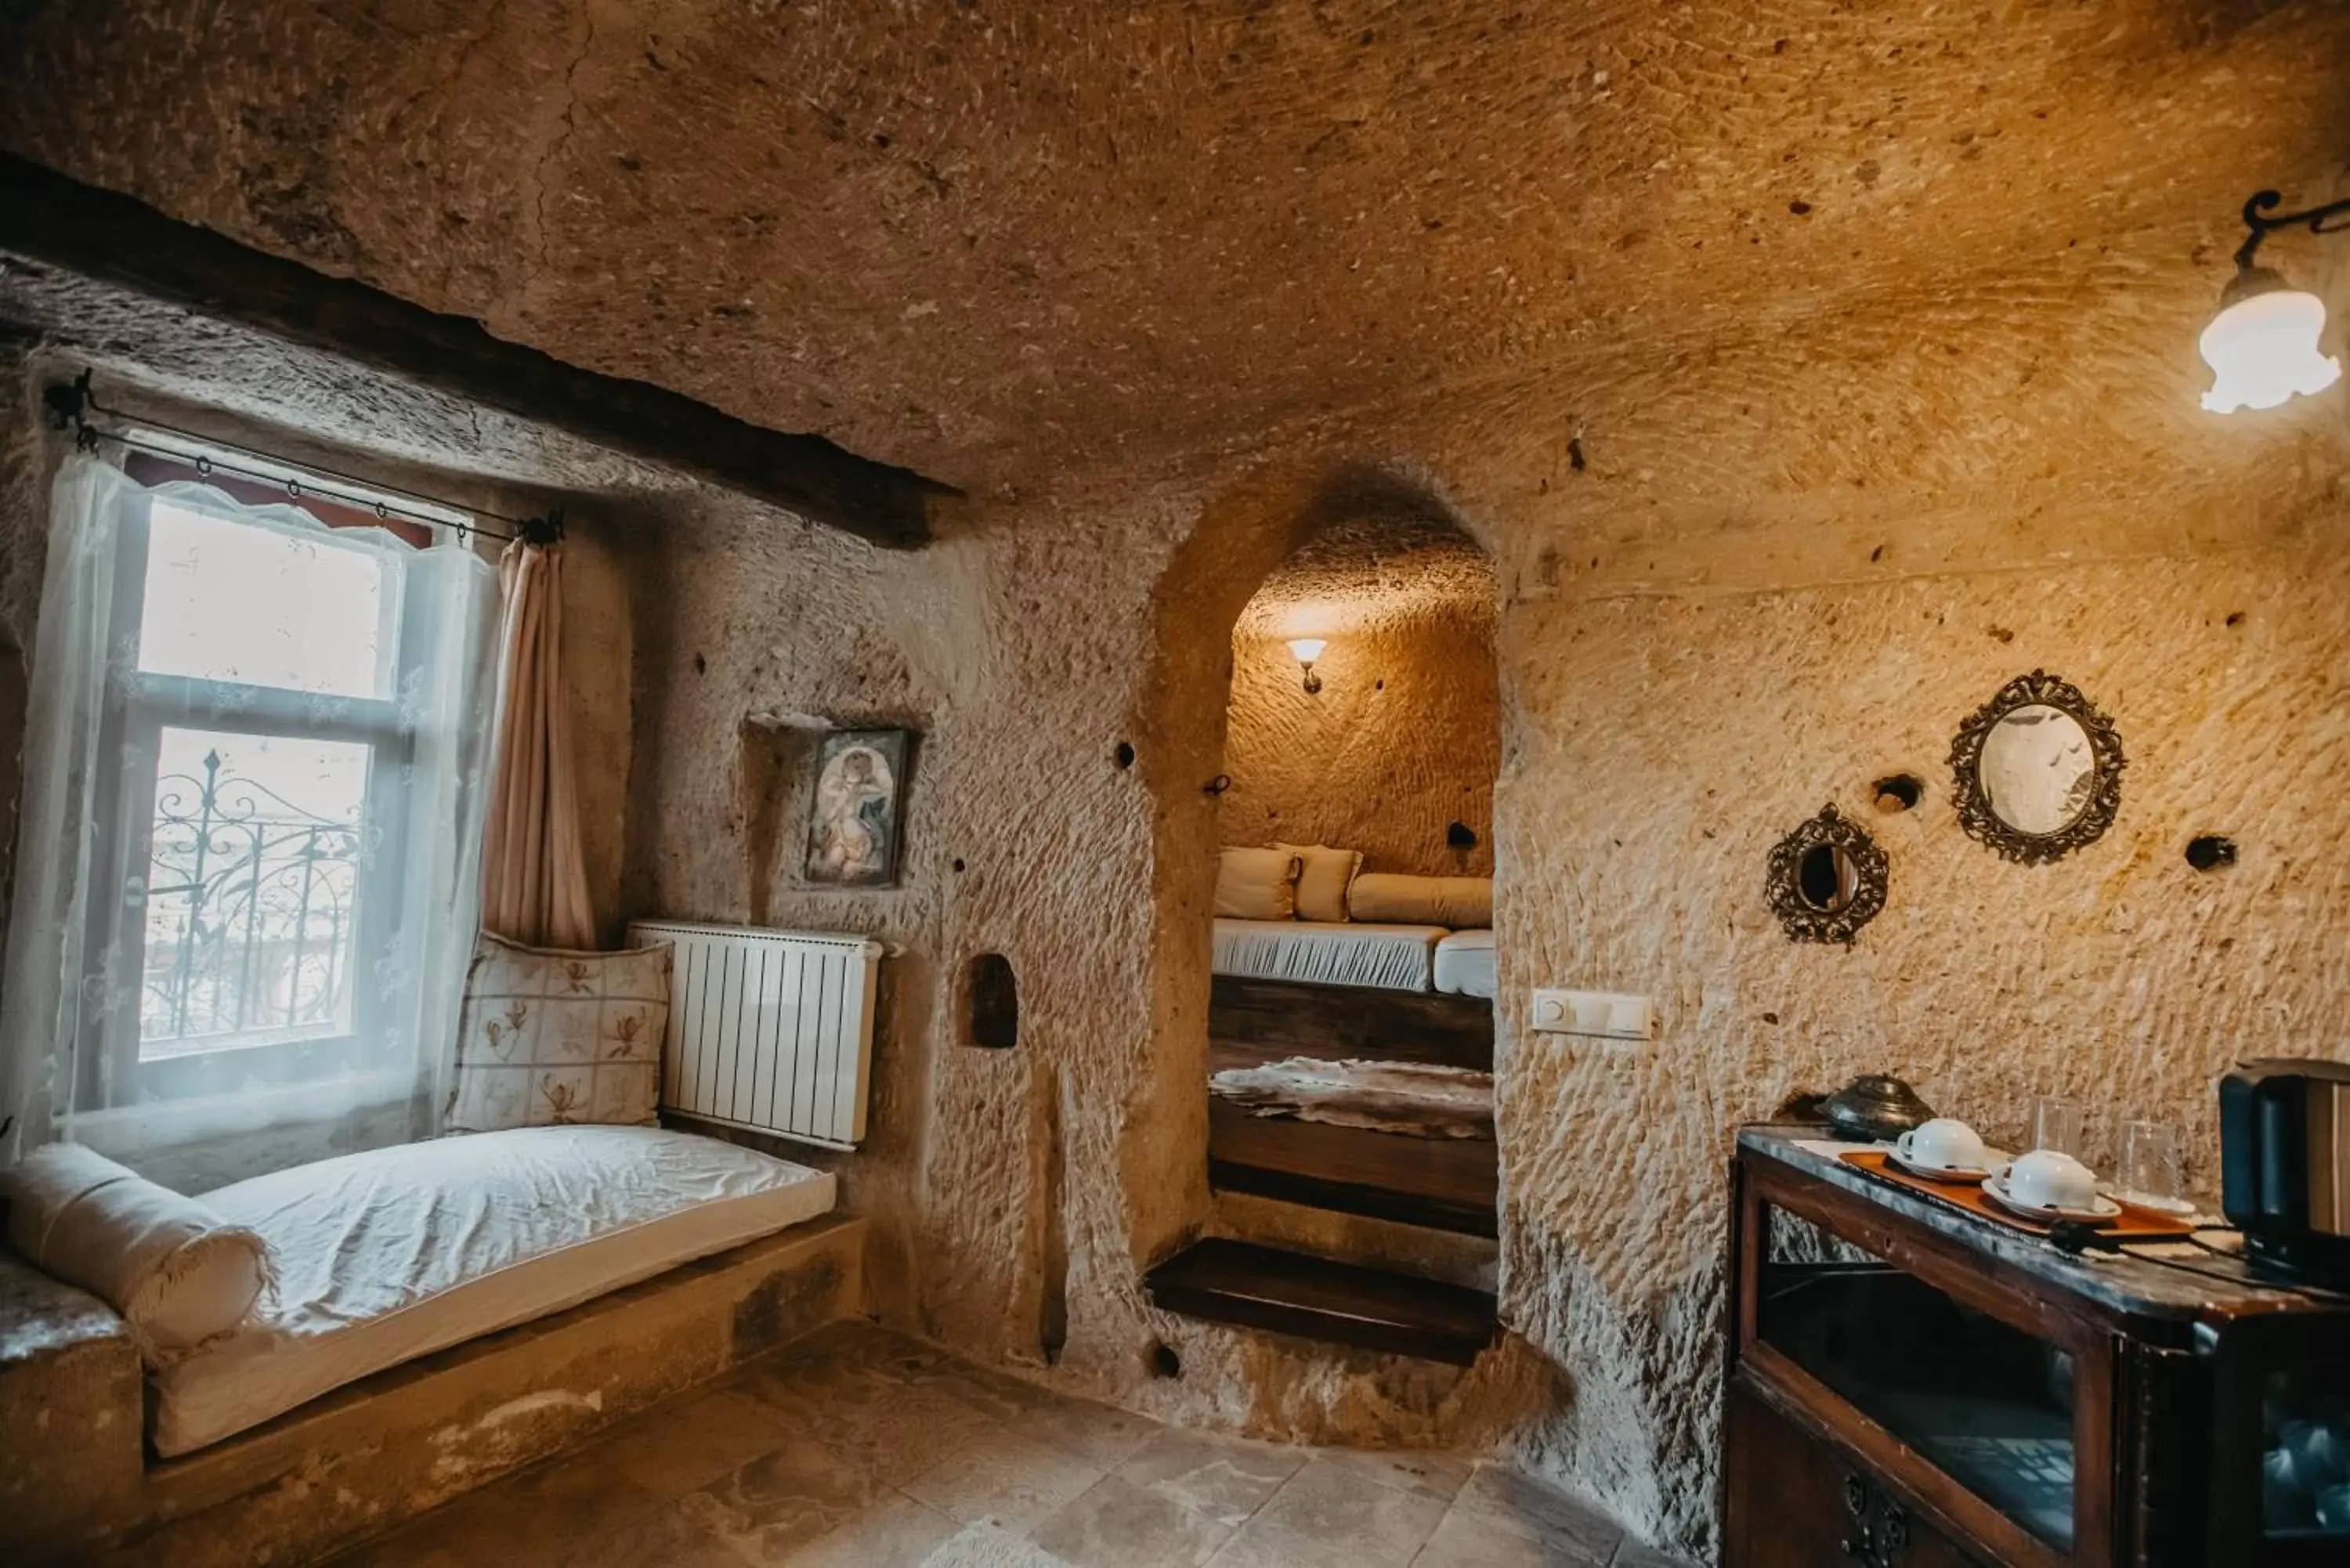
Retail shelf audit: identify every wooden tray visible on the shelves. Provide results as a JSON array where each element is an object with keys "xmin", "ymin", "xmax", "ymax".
[{"xmin": 1838, "ymin": 1149, "xmax": 2196, "ymax": 1238}]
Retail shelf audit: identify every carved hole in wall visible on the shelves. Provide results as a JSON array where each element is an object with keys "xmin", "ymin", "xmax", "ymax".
[
  {"xmin": 967, "ymin": 952, "xmax": 1019, "ymax": 1049},
  {"xmin": 2186, "ymin": 835, "xmax": 2237, "ymax": 871},
  {"xmin": 1871, "ymin": 774, "xmax": 1922, "ymax": 813},
  {"xmin": 1148, "ymin": 1339, "xmax": 1182, "ymax": 1378},
  {"xmin": 1115, "ymin": 741, "xmax": 1136, "ymax": 769}
]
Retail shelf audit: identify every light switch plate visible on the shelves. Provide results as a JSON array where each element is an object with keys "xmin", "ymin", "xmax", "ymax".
[{"xmin": 1530, "ymin": 988, "xmax": 1657, "ymax": 1042}]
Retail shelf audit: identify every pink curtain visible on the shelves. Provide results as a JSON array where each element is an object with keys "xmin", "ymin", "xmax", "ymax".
[{"xmin": 479, "ymin": 539, "xmax": 596, "ymax": 949}]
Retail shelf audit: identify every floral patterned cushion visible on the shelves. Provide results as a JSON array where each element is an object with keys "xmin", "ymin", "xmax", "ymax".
[{"xmin": 446, "ymin": 932, "xmax": 673, "ymax": 1133}]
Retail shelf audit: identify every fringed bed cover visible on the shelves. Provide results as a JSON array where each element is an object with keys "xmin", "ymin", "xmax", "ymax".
[{"xmin": 1210, "ymin": 919, "xmax": 1450, "ymax": 992}]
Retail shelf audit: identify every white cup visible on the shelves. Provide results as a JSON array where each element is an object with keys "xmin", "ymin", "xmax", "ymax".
[
  {"xmin": 1896, "ymin": 1118, "xmax": 1987, "ymax": 1173},
  {"xmin": 1998, "ymin": 1148, "xmax": 2100, "ymax": 1211}
]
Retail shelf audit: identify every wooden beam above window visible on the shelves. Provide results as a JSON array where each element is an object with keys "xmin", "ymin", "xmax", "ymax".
[{"xmin": 0, "ymin": 154, "xmax": 956, "ymax": 550}]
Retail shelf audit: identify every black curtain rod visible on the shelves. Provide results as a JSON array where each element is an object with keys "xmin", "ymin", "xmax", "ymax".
[{"xmin": 42, "ymin": 371, "xmax": 566, "ymax": 546}]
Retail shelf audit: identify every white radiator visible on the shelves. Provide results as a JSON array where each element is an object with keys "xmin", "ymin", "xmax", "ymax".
[{"xmin": 627, "ymin": 919, "xmax": 884, "ymax": 1151}]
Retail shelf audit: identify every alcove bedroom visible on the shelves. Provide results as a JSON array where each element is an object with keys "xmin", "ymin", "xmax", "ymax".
[{"xmin": 1147, "ymin": 499, "xmax": 1506, "ymax": 1366}]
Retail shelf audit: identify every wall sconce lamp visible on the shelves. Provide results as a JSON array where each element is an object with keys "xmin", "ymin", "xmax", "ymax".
[
  {"xmin": 2201, "ymin": 190, "xmax": 2349, "ymax": 414},
  {"xmin": 1286, "ymin": 638, "xmax": 1327, "ymax": 694}
]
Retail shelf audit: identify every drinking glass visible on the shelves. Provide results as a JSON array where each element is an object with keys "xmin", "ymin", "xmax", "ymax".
[
  {"xmin": 2030, "ymin": 1095, "xmax": 2084, "ymax": 1158},
  {"xmin": 2120, "ymin": 1119, "xmax": 2186, "ymax": 1210}
]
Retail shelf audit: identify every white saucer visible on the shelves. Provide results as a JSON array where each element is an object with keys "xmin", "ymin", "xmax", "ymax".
[
  {"xmin": 1887, "ymin": 1149, "xmax": 1991, "ymax": 1185},
  {"xmin": 2113, "ymin": 1190, "xmax": 2197, "ymax": 1219},
  {"xmin": 1983, "ymin": 1176, "xmax": 2121, "ymax": 1223}
]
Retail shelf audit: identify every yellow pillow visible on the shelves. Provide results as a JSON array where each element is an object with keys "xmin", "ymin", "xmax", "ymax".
[
  {"xmin": 1275, "ymin": 844, "xmax": 1362, "ymax": 923},
  {"xmin": 1214, "ymin": 847, "xmax": 1303, "ymax": 920},
  {"xmin": 1346, "ymin": 873, "xmax": 1493, "ymax": 929}
]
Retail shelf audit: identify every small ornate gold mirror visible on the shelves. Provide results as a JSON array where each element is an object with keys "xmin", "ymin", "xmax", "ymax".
[
  {"xmin": 1949, "ymin": 670, "xmax": 2124, "ymax": 865},
  {"xmin": 1766, "ymin": 804, "xmax": 1889, "ymax": 945}
]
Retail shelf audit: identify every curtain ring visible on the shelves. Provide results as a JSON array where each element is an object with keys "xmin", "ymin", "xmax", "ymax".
[
  {"xmin": 374, "ymin": 502, "xmax": 389, "ymax": 518},
  {"xmin": 287, "ymin": 479, "xmax": 302, "ymax": 498},
  {"xmin": 196, "ymin": 455, "xmax": 213, "ymax": 476}
]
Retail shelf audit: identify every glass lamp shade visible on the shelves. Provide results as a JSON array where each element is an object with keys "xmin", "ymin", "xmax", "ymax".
[
  {"xmin": 2200, "ymin": 283, "xmax": 2341, "ymax": 414},
  {"xmin": 1286, "ymin": 638, "xmax": 1328, "ymax": 665}
]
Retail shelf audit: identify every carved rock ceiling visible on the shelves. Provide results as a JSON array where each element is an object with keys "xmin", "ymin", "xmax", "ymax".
[
  {"xmin": 5, "ymin": 2, "xmax": 2350, "ymax": 511},
  {"xmin": 1238, "ymin": 512, "xmax": 1493, "ymax": 633}
]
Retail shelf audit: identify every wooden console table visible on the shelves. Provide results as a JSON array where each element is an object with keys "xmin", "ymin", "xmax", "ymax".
[{"xmin": 1725, "ymin": 1126, "xmax": 2350, "ymax": 1568}]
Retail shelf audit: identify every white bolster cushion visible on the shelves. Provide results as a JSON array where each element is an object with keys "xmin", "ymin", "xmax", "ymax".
[
  {"xmin": 3, "ymin": 1143, "xmax": 272, "ymax": 1364},
  {"xmin": 1347, "ymin": 873, "xmax": 1494, "ymax": 930}
]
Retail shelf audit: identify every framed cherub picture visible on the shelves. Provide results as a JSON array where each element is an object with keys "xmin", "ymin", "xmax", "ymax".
[{"xmin": 803, "ymin": 728, "xmax": 913, "ymax": 887}]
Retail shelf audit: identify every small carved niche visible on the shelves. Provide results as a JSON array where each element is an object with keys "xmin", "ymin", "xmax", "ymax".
[{"xmin": 967, "ymin": 952, "xmax": 1019, "ymax": 1049}]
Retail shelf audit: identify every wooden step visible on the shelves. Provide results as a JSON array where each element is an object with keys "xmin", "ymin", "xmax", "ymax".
[
  {"xmin": 1209, "ymin": 975, "xmax": 1493, "ymax": 1069},
  {"xmin": 1145, "ymin": 1237, "xmax": 1498, "ymax": 1366},
  {"xmin": 1208, "ymin": 1097, "xmax": 1499, "ymax": 1237}
]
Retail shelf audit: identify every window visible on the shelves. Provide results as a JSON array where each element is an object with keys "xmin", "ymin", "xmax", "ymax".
[
  {"xmin": 97, "ymin": 493, "xmax": 413, "ymax": 1091},
  {"xmin": 0, "ymin": 450, "xmax": 500, "ymax": 1179}
]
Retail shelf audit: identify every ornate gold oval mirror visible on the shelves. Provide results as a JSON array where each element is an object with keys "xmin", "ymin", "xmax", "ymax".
[
  {"xmin": 1766, "ymin": 804, "xmax": 1889, "ymax": 945},
  {"xmin": 1949, "ymin": 670, "xmax": 2124, "ymax": 865}
]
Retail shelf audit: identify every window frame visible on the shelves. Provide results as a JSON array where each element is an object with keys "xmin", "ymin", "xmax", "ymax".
[{"xmin": 70, "ymin": 462, "xmax": 454, "ymax": 1114}]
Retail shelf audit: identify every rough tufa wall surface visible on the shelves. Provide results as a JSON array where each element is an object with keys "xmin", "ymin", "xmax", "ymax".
[
  {"xmin": 1221, "ymin": 512, "xmax": 1499, "ymax": 876},
  {"xmin": 9, "ymin": 5, "xmax": 2350, "ymax": 1560}
]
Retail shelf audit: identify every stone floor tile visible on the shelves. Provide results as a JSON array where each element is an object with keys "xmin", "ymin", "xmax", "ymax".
[
  {"xmin": 779, "ymin": 1489, "xmax": 963, "ymax": 1568},
  {"xmin": 326, "ymin": 1531, "xmax": 470, "ymax": 1568},
  {"xmin": 927, "ymin": 1358, "xmax": 1069, "ymax": 1422},
  {"xmin": 1317, "ymin": 1447, "xmax": 1475, "ymax": 1505},
  {"xmin": 736, "ymin": 1322, "xmax": 951, "ymax": 1408},
  {"xmin": 588, "ymin": 1387, "xmax": 794, "ymax": 1497},
  {"xmin": 1113, "ymin": 1425, "xmax": 1308, "ymax": 1528},
  {"xmin": 765, "ymin": 1321, "xmax": 1064, "ymax": 1423},
  {"xmin": 681, "ymin": 1430, "xmax": 905, "ymax": 1562},
  {"xmin": 332, "ymin": 1459, "xmax": 736, "ymax": 1568},
  {"xmin": 1006, "ymin": 1393, "xmax": 1166, "ymax": 1469},
  {"xmin": 902, "ymin": 1429, "xmax": 1108, "ymax": 1531},
  {"xmin": 1449, "ymin": 1462, "xmax": 1624, "ymax": 1563},
  {"xmin": 1030, "ymin": 1472, "xmax": 1238, "ymax": 1568},
  {"xmin": 733, "ymin": 1367, "xmax": 1003, "ymax": 1488},
  {"xmin": 555, "ymin": 1498, "xmax": 748, "ymax": 1568},
  {"xmin": 1203, "ymin": 1458, "xmax": 1448, "ymax": 1568},
  {"xmin": 1415, "ymin": 1507, "xmax": 1611, "ymax": 1567},
  {"xmin": 924, "ymin": 1521, "xmax": 1085, "ymax": 1568}
]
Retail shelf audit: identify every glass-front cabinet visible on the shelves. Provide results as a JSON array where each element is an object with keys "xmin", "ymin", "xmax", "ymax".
[
  {"xmin": 1726, "ymin": 1128, "xmax": 2350, "ymax": 1568},
  {"xmin": 1757, "ymin": 1207, "xmax": 2081, "ymax": 1554},
  {"xmin": 2213, "ymin": 1314, "xmax": 2350, "ymax": 1565}
]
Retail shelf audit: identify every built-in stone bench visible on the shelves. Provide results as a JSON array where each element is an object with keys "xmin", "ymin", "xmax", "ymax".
[{"xmin": 0, "ymin": 1212, "xmax": 868, "ymax": 1567}]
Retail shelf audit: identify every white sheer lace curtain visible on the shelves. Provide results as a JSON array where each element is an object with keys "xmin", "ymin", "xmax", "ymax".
[{"xmin": 0, "ymin": 455, "xmax": 497, "ymax": 1180}]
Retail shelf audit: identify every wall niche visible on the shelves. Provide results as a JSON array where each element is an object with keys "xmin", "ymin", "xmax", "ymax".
[{"xmin": 966, "ymin": 952, "xmax": 1020, "ymax": 1049}]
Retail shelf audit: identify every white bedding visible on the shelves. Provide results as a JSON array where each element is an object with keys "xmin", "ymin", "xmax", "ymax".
[
  {"xmin": 1434, "ymin": 929, "xmax": 1496, "ymax": 999},
  {"xmin": 1212, "ymin": 919, "xmax": 1448, "ymax": 992},
  {"xmin": 151, "ymin": 1125, "xmax": 835, "ymax": 1456}
]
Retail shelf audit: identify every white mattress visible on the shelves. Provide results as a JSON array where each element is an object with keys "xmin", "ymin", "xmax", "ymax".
[
  {"xmin": 1434, "ymin": 929, "xmax": 1496, "ymax": 1000},
  {"xmin": 1212, "ymin": 919, "xmax": 1448, "ymax": 992},
  {"xmin": 151, "ymin": 1125, "xmax": 835, "ymax": 1456}
]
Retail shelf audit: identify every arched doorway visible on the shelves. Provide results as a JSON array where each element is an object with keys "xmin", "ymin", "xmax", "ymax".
[{"xmin": 1141, "ymin": 464, "xmax": 1504, "ymax": 1369}]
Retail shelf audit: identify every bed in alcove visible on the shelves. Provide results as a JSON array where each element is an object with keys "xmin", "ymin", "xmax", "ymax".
[{"xmin": 1148, "ymin": 495, "xmax": 1506, "ymax": 1366}]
